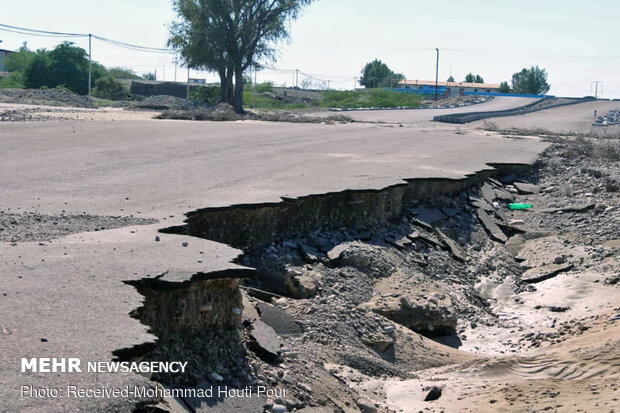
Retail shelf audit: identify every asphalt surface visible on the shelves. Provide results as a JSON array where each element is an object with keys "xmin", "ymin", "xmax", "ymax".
[
  {"xmin": 471, "ymin": 99, "xmax": 620, "ymax": 135},
  {"xmin": 0, "ymin": 96, "xmax": 554, "ymax": 412},
  {"xmin": 322, "ymin": 96, "xmax": 539, "ymax": 124}
]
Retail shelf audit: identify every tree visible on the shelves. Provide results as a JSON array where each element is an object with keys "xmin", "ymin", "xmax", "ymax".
[
  {"xmin": 21, "ymin": 42, "xmax": 97, "ymax": 94},
  {"xmin": 511, "ymin": 66, "xmax": 550, "ymax": 95},
  {"xmin": 93, "ymin": 75, "xmax": 128, "ymax": 100},
  {"xmin": 142, "ymin": 72, "xmax": 156, "ymax": 81},
  {"xmin": 498, "ymin": 81, "xmax": 510, "ymax": 93},
  {"xmin": 359, "ymin": 59, "xmax": 404, "ymax": 88},
  {"xmin": 169, "ymin": 0, "xmax": 314, "ymax": 113},
  {"xmin": 446, "ymin": 75, "xmax": 455, "ymax": 82},
  {"xmin": 108, "ymin": 67, "xmax": 142, "ymax": 80},
  {"xmin": 465, "ymin": 73, "xmax": 484, "ymax": 83},
  {"xmin": 4, "ymin": 42, "xmax": 36, "ymax": 73}
]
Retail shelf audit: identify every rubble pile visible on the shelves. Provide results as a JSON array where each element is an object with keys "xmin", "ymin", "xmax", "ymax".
[{"xmin": 593, "ymin": 109, "xmax": 620, "ymax": 126}]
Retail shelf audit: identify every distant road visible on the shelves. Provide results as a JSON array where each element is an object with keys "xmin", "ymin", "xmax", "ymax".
[
  {"xmin": 308, "ymin": 96, "xmax": 540, "ymax": 124},
  {"xmin": 469, "ymin": 99, "xmax": 620, "ymax": 135}
]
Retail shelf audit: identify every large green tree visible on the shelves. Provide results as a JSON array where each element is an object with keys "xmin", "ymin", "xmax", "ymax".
[
  {"xmin": 359, "ymin": 59, "xmax": 404, "ymax": 88},
  {"xmin": 169, "ymin": 0, "xmax": 314, "ymax": 113},
  {"xmin": 511, "ymin": 66, "xmax": 550, "ymax": 95}
]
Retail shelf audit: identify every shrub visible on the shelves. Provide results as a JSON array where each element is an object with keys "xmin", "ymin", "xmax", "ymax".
[
  {"xmin": 93, "ymin": 75, "xmax": 128, "ymax": 100},
  {"xmin": 255, "ymin": 81, "xmax": 274, "ymax": 93},
  {"xmin": 190, "ymin": 85, "xmax": 221, "ymax": 105},
  {"xmin": 0, "ymin": 71, "xmax": 26, "ymax": 88}
]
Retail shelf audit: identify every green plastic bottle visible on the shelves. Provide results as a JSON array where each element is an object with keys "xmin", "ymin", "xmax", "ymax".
[{"xmin": 509, "ymin": 203, "xmax": 533, "ymax": 210}]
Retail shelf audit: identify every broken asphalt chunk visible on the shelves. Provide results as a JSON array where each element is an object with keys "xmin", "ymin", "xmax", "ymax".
[
  {"xmin": 476, "ymin": 209, "xmax": 508, "ymax": 243},
  {"xmin": 249, "ymin": 319, "xmax": 282, "ymax": 362},
  {"xmin": 521, "ymin": 263, "xmax": 573, "ymax": 283},
  {"xmin": 513, "ymin": 182, "xmax": 541, "ymax": 194},
  {"xmin": 435, "ymin": 229, "xmax": 465, "ymax": 261}
]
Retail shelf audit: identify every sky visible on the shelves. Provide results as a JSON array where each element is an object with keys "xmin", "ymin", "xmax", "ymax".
[{"xmin": 1, "ymin": 0, "xmax": 619, "ymax": 97}]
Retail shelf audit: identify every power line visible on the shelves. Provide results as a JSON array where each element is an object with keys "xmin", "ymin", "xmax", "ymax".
[{"xmin": 0, "ymin": 23, "xmax": 173, "ymax": 54}]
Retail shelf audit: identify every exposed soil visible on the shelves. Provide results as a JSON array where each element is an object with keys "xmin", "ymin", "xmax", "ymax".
[
  {"xmin": 0, "ymin": 88, "xmax": 95, "ymax": 108},
  {"xmin": 156, "ymin": 103, "xmax": 353, "ymax": 124}
]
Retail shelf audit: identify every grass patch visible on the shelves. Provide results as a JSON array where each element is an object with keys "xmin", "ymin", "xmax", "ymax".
[
  {"xmin": 320, "ymin": 89, "xmax": 422, "ymax": 109},
  {"xmin": 243, "ymin": 91, "xmax": 318, "ymax": 110}
]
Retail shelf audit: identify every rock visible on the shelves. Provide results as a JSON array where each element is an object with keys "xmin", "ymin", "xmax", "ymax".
[
  {"xmin": 513, "ymin": 182, "xmax": 541, "ymax": 194},
  {"xmin": 553, "ymin": 256, "xmax": 566, "ymax": 264},
  {"xmin": 298, "ymin": 382, "xmax": 312, "ymax": 393},
  {"xmin": 481, "ymin": 183, "xmax": 496, "ymax": 204},
  {"xmin": 385, "ymin": 235, "xmax": 411, "ymax": 249},
  {"xmin": 469, "ymin": 196, "xmax": 494, "ymax": 212},
  {"xmin": 407, "ymin": 230, "xmax": 444, "ymax": 248},
  {"xmin": 249, "ymin": 319, "xmax": 282, "ymax": 362},
  {"xmin": 298, "ymin": 243, "xmax": 319, "ymax": 263},
  {"xmin": 521, "ymin": 263, "xmax": 573, "ymax": 283},
  {"xmin": 256, "ymin": 302, "xmax": 303, "ymax": 337},
  {"xmin": 181, "ymin": 241, "xmax": 189, "ymax": 247},
  {"xmin": 361, "ymin": 333, "xmax": 393, "ymax": 352},
  {"xmin": 476, "ymin": 209, "xmax": 508, "ymax": 243},
  {"xmin": 155, "ymin": 236, "xmax": 160, "ymax": 242},
  {"xmin": 356, "ymin": 399, "xmax": 378, "ymax": 413},
  {"xmin": 424, "ymin": 386, "xmax": 443, "ymax": 401},
  {"xmin": 242, "ymin": 294, "xmax": 260, "ymax": 322},
  {"xmin": 410, "ymin": 207, "xmax": 447, "ymax": 227},
  {"xmin": 361, "ymin": 294, "xmax": 457, "ymax": 336},
  {"xmin": 435, "ymin": 229, "xmax": 465, "ymax": 261},
  {"xmin": 285, "ymin": 273, "xmax": 317, "ymax": 298},
  {"xmin": 493, "ymin": 188, "xmax": 515, "ymax": 202},
  {"xmin": 271, "ymin": 404, "xmax": 288, "ymax": 413},
  {"xmin": 211, "ymin": 372, "xmax": 223, "ymax": 381},
  {"xmin": 441, "ymin": 207, "xmax": 462, "ymax": 217},
  {"xmin": 541, "ymin": 203, "xmax": 596, "ymax": 214},
  {"xmin": 509, "ymin": 219, "xmax": 525, "ymax": 226},
  {"xmin": 327, "ymin": 243, "xmax": 350, "ymax": 261}
]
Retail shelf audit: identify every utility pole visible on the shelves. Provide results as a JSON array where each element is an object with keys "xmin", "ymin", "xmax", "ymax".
[
  {"xmin": 186, "ymin": 66, "xmax": 190, "ymax": 100},
  {"xmin": 327, "ymin": 80, "xmax": 331, "ymax": 90},
  {"xmin": 295, "ymin": 69, "xmax": 299, "ymax": 88},
  {"xmin": 174, "ymin": 63, "xmax": 177, "ymax": 82},
  {"xmin": 593, "ymin": 81, "xmax": 601, "ymax": 98},
  {"xmin": 354, "ymin": 77, "xmax": 356, "ymax": 90},
  {"xmin": 88, "ymin": 34, "xmax": 92, "ymax": 97},
  {"xmin": 435, "ymin": 48, "xmax": 439, "ymax": 101}
]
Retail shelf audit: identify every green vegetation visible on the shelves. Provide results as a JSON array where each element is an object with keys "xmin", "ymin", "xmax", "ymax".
[
  {"xmin": 446, "ymin": 75, "xmax": 455, "ymax": 82},
  {"xmin": 92, "ymin": 76, "xmax": 128, "ymax": 100},
  {"xmin": 498, "ymin": 81, "xmax": 511, "ymax": 93},
  {"xmin": 190, "ymin": 85, "xmax": 221, "ymax": 105},
  {"xmin": 243, "ymin": 91, "xmax": 312, "ymax": 109},
  {"xmin": 169, "ymin": 0, "xmax": 315, "ymax": 113},
  {"xmin": 464, "ymin": 73, "xmax": 484, "ymax": 83},
  {"xmin": 142, "ymin": 72, "xmax": 156, "ymax": 81},
  {"xmin": 511, "ymin": 66, "xmax": 550, "ymax": 95},
  {"xmin": 255, "ymin": 81, "xmax": 275, "ymax": 93},
  {"xmin": 107, "ymin": 67, "xmax": 142, "ymax": 80},
  {"xmin": 321, "ymin": 89, "xmax": 421, "ymax": 108},
  {"xmin": 360, "ymin": 59, "xmax": 404, "ymax": 88}
]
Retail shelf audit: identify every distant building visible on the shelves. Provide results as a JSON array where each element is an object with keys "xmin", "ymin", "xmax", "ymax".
[
  {"xmin": 0, "ymin": 48, "xmax": 14, "ymax": 72},
  {"xmin": 398, "ymin": 79, "xmax": 502, "ymax": 97}
]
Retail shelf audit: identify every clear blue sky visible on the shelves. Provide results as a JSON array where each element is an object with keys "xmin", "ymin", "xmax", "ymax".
[{"xmin": 1, "ymin": 0, "xmax": 619, "ymax": 97}]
